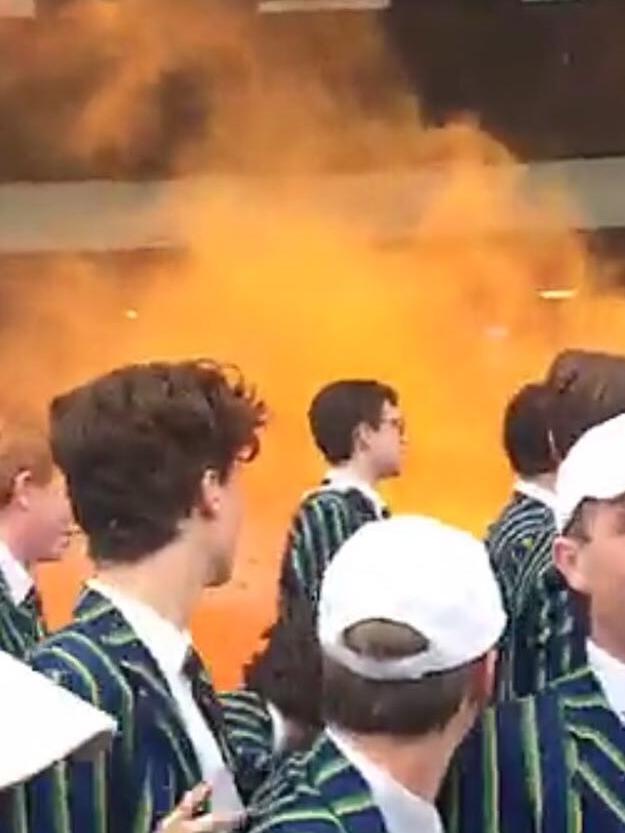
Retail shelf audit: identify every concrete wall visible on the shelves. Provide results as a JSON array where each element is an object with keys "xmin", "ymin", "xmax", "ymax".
[
  {"xmin": 0, "ymin": 2, "xmax": 624, "ymax": 180},
  {"xmin": 0, "ymin": 157, "xmax": 624, "ymax": 253}
]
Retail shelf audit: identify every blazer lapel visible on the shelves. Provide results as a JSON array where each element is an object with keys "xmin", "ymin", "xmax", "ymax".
[
  {"xmin": 561, "ymin": 666, "xmax": 625, "ymax": 830},
  {"xmin": 75, "ymin": 589, "xmax": 202, "ymax": 788},
  {"xmin": 313, "ymin": 735, "xmax": 388, "ymax": 833},
  {"xmin": 0, "ymin": 571, "xmax": 40, "ymax": 654}
]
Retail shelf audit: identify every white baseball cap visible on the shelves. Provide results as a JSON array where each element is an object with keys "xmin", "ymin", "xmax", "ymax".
[
  {"xmin": 0, "ymin": 650, "xmax": 116, "ymax": 789},
  {"xmin": 318, "ymin": 515, "xmax": 506, "ymax": 681},
  {"xmin": 555, "ymin": 413, "xmax": 625, "ymax": 534}
]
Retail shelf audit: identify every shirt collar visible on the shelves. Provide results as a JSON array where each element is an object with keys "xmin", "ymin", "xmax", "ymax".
[
  {"xmin": 266, "ymin": 701, "xmax": 288, "ymax": 754},
  {"xmin": 587, "ymin": 640, "xmax": 625, "ymax": 724},
  {"xmin": 0, "ymin": 541, "xmax": 34, "ymax": 605},
  {"xmin": 327, "ymin": 728, "xmax": 444, "ymax": 833},
  {"xmin": 323, "ymin": 468, "xmax": 388, "ymax": 518},
  {"xmin": 88, "ymin": 579, "xmax": 191, "ymax": 679},
  {"xmin": 514, "ymin": 478, "xmax": 556, "ymax": 512}
]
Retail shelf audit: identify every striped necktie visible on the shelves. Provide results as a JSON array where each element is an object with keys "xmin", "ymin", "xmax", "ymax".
[
  {"xmin": 20, "ymin": 586, "xmax": 46, "ymax": 640},
  {"xmin": 182, "ymin": 648, "xmax": 233, "ymax": 767}
]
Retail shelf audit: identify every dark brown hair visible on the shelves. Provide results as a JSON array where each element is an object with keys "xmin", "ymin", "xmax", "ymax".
[
  {"xmin": 503, "ymin": 383, "xmax": 557, "ymax": 477},
  {"xmin": 308, "ymin": 380, "xmax": 398, "ymax": 464},
  {"xmin": 243, "ymin": 601, "xmax": 322, "ymax": 741},
  {"xmin": 322, "ymin": 619, "xmax": 473, "ymax": 736},
  {"xmin": 546, "ymin": 350, "xmax": 625, "ymax": 458},
  {"xmin": 50, "ymin": 360, "xmax": 266, "ymax": 564}
]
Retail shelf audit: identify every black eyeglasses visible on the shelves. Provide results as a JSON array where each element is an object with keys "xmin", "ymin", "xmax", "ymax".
[{"xmin": 380, "ymin": 416, "xmax": 406, "ymax": 436}]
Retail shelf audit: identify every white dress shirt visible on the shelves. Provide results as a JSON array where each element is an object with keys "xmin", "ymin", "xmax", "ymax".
[
  {"xmin": 0, "ymin": 541, "xmax": 33, "ymax": 605},
  {"xmin": 514, "ymin": 478, "xmax": 556, "ymax": 513},
  {"xmin": 587, "ymin": 639, "xmax": 625, "ymax": 725},
  {"xmin": 327, "ymin": 728, "xmax": 444, "ymax": 833},
  {"xmin": 323, "ymin": 468, "xmax": 388, "ymax": 519},
  {"xmin": 266, "ymin": 701, "xmax": 288, "ymax": 754},
  {"xmin": 88, "ymin": 580, "xmax": 243, "ymax": 815}
]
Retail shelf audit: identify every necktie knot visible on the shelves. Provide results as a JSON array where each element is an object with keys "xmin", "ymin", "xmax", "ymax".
[
  {"xmin": 182, "ymin": 647, "xmax": 205, "ymax": 683},
  {"xmin": 19, "ymin": 585, "xmax": 46, "ymax": 640},
  {"xmin": 21, "ymin": 586, "xmax": 44, "ymax": 619}
]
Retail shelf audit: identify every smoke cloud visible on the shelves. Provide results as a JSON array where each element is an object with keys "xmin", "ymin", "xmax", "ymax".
[{"xmin": 0, "ymin": 2, "xmax": 621, "ymax": 684}]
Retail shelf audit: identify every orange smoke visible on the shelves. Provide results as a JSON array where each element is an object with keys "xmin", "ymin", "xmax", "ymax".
[{"xmin": 1, "ymin": 4, "xmax": 623, "ymax": 687}]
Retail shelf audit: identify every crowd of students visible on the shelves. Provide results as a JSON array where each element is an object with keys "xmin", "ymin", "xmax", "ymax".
[{"xmin": 2, "ymin": 349, "xmax": 625, "ymax": 832}]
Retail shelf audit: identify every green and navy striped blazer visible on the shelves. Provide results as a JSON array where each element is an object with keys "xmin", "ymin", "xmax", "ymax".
[
  {"xmin": 443, "ymin": 665, "xmax": 625, "ymax": 833},
  {"xmin": 278, "ymin": 486, "xmax": 383, "ymax": 620},
  {"xmin": 15, "ymin": 588, "xmax": 265, "ymax": 833},
  {"xmin": 220, "ymin": 689, "xmax": 276, "ymax": 763},
  {"xmin": 486, "ymin": 492, "xmax": 586, "ymax": 700},
  {"xmin": 0, "ymin": 570, "xmax": 45, "ymax": 659},
  {"xmin": 247, "ymin": 732, "xmax": 392, "ymax": 833}
]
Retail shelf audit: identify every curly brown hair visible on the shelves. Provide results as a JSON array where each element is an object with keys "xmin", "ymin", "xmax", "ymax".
[{"xmin": 50, "ymin": 360, "xmax": 266, "ymax": 563}]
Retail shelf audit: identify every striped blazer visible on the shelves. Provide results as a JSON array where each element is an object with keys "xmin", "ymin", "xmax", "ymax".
[
  {"xmin": 247, "ymin": 733, "xmax": 391, "ymax": 833},
  {"xmin": 220, "ymin": 689, "xmax": 276, "ymax": 763},
  {"xmin": 485, "ymin": 492, "xmax": 586, "ymax": 700},
  {"xmin": 0, "ymin": 571, "xmax": 45, "ymax": 659},
  {"xmin": 15, "ymin": 588, "xmax": 263, "ymax": 833},
  {"xmin": 443, "ymin": 665, "xmax": 625, "ymax": 833},
  {"xmin": 278, "ymin": 487, "xmax": 382, "ymax": 620}
]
